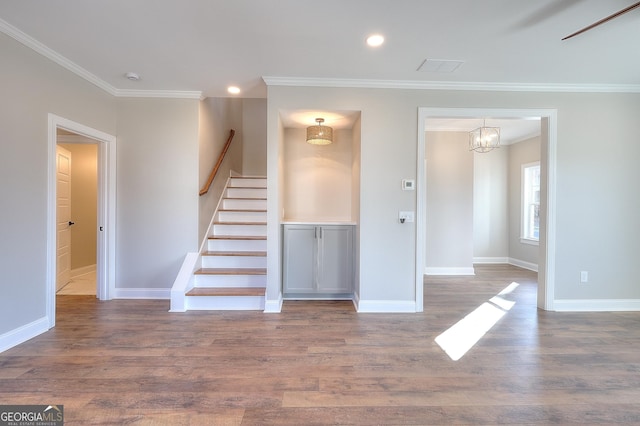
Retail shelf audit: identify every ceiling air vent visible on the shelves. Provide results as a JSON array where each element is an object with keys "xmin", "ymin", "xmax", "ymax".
[{"xmin": 417, "ymin": 59, "xmax": 465, "ymax": 73}]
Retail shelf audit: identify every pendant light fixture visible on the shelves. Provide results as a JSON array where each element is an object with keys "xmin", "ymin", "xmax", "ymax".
[
  {"xmin": 306, "ymin": 118, "xmax": 333, "ymax": 145},
  {"xmin": 469, "ymin": 119, "xmax": 500, "ymax": 153}
]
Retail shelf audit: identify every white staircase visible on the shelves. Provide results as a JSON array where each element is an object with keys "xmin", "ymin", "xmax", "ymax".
[{"xmin": 170, "ymin": 176, "xmax": 267, "ymax": 311}]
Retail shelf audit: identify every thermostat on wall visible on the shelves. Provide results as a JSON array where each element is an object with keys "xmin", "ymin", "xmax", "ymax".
[{"xmin": 402, "ymin": 179, "xmax": 415, "ymax": 190}]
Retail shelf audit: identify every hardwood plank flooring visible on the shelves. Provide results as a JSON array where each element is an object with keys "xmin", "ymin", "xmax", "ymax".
[{"xmin": 2, "ymin": 265, "xmax": 640, "ymax": 424}]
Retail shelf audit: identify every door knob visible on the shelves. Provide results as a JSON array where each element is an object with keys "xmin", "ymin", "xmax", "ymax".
[{"xmin": 68, "ymin": 221, "xmax": 75, "ymax": 226}]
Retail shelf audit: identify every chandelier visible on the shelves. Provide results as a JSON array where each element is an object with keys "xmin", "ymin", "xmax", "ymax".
[{"xmin": 469, "ymin": 120, "xmax": 500, "ymax": 153}]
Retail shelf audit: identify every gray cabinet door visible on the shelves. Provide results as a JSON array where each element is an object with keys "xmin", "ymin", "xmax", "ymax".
[
  {"xmin": 283, "ymin": 225, "xmax": 317, "ymax": 293},
  {"xmin": 317, "ymin": 225, "xmax": 353, "ymax": 293}
]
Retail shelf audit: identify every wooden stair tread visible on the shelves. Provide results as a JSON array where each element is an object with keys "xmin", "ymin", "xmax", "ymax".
[
  {"xmin": 224, "ymin": 197, "xmax": 267, "ymax": 201},
  {"xmin": 195, "ymin": 268, "xmax": 266, "ymax": 275},
  {"xmin": 209, "ymin": 235, "xmax": 266, "ymax": 240},
  {"xmin": 186, "ymin": 287, "xmax": 265, "ymax": 297},
  {"xmin": 202, "ymin": 251, "xmax": 266, "ymax": 257},
  {"xmin": 219, "ymin": 209, "xmax": 267, "ymax": 213},
  {"xmin": 214, "ymin": 221, "xmax": 266, "ymax": 225}
]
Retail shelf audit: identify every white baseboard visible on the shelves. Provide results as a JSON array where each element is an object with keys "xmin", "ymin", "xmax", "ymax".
[
  {"xmin": 424, "ymin": 267, "xmax": 475, "ymax": 276},
  {"xmin": 473, "ymin": 257, "xmax": 509, "ymax": 264},
  {"xmin": 554, "ymin": 299, "xmax": 640, "ymax": 312},
  {"xmin": 114, "ymin": 288, "xmax": 171, "ymax": 299},
  {"xmin": 71, "ymin": 264, "xmax": 96, "ymax": 278},
  {"xmin": 0, "ymin": 316, "xmax": 50, "ymax": 354},
  {"xmin": 356, "ymin": 300, "xmax": 416, "ymax": 313},
  {"xmin": 508, "ymin": 258, "xmax": 538, "ymax": 272},
  {"xmin": 264, "ymin": 296, "xmax": 283, "ymax": 313}
]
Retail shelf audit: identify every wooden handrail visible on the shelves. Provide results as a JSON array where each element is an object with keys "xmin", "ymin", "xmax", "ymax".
[{"xmin": 199, "ymin": 129, "xmax": 235, "ymax": 196}]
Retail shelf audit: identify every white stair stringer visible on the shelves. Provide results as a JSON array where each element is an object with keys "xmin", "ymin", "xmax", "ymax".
[{"xmin": 170, "ymin": 176, "xmax": 267, "ymax": 312}]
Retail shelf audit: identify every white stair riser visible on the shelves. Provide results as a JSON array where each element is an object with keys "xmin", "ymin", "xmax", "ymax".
[
  {"xmin": 226, "ymin": 187, "xmax": 267, "ymax": 199},
  {"xmin": 222, "ymin": 199, "xmax": 267, "ymax": 210},
  {"xmin": 194, "ymin": 274, "xmax": 267, "ymax": 288},
  {"xmin": 185, "ymin": 296, "xmax": 265, "ymax": 311},
  {"xmin": 229, "ymin": 178, "xmax": 267, "ymax": 188},
  {"xmin": 201, "ymin": 255, "xmax": 267, "ymax": 269},
  {"xmin": 207, "ymin": 239, "xmax": 267, "ymax": 252},
  {"xmin": 213, "ymin": 224, "xmax": 267, "ymax": 236},
  {"xmin": 216, "ymin": 210, "xmax": 266, "ymax": 223}
]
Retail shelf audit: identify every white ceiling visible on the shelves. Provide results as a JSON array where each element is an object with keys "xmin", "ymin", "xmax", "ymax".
[{"xmin": 1, "ymin": 0, "xmax": 639, "ymax": 99}]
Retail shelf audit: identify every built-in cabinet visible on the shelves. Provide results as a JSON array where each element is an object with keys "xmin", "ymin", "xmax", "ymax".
[{"xmin": 283, "ymin": 224, "xmax": 354, "ymax": 298}]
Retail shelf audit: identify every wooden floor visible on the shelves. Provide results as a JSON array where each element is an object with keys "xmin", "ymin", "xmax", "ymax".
[{"xmin": 2, "ymin": 265, "xmax": 640, "ymax": 425}]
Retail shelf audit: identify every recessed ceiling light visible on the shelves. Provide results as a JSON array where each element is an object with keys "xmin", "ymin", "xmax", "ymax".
[
  {"xmin": 125, "ymin": 72, "xmax": 140, "ymax": 81},
  {"xmin": 366, "ymin": 34, "xmax": 384, "ymax": 47},
  {"xmin": 227, "ymin": 86, "xmax": 241, "ymax": 95}
]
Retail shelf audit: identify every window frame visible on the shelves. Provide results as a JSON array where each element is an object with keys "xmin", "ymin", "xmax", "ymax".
[{"xmin": 521, "ymin": 161, "xmax": 540, "ymax": 245}]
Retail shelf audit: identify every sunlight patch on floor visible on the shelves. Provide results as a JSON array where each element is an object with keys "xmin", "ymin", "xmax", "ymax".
[{"xmin": 435, "ymin": 282, "xmax": 519, "ymax": 361}]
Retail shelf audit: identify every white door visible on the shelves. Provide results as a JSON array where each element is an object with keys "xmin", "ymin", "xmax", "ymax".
[{"xmin": 56, "ymin": 145, "xmax": 72, "ymax": 291}]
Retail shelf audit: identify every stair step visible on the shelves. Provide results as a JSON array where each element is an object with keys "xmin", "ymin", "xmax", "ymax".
[
  {"xmin": 203, "ymin": 251, "xmax": 266, "ymax": 257},
  {"xmin": 222, "ymin": 198, "xmax": 267, "ymax": 210},
  {"xmin": 187, "ymin": 287, "xmax": 265, "ymax": 297},
  {"xmin": 210, "ymin": 235, "xmax": 267, "ymax": 240},
  {"xmin": 226, "ymin": 187, "xmax": 267, "ymax": 199},
  {"xmin": 195, "ymin": 268, "xmax": 267, "ymax": 275},
  {"xmin": 229, "ymin": 177, "xmax": 267, "ymax": 188}
]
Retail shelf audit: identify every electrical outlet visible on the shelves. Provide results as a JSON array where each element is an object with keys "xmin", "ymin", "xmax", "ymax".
[
  {"xmin": 580, "ymin": 271, "xmax": 588, "ymax": 283},
  {"xmin": 399, "ymin": 211, "xmax": 415, "ymax": 223}
]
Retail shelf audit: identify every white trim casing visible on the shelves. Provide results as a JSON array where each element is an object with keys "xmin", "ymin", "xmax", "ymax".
[
  {"xmin": 418, "ymin": 107, "xmax": 557, "ymax": 312},
  {"xmin": 48, "ymin": 114, "xmax": 117, "ymax": 329}
]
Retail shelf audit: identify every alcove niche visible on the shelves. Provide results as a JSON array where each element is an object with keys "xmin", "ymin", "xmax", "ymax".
[
  {"xmin": 280, "ymin": 110, "xmax": 361, "ymax": 224},
  {"xmin": 279, "ymin": 109, "xmax": 362, "ymax": 301}
]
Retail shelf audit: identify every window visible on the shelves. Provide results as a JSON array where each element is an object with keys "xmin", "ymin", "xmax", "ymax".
[{"xmin": 522, "ymin": 162, "xmax": 540, "ymax": 243}]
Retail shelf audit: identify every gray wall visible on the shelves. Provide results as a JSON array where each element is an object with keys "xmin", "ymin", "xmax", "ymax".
[
  {"xmin": 116, "ymin": 98, "xmax": 199, "ymax": 290},
  {"xmin": 425, "ymin": 131, "xmax": 474, "ymax": 272},
  {"xmin": 508, "ymin": 136, "xmax": 541, "ymax": 266},
  {"xmin": 473, "ymin": 144, "xmax": 509, "ymax": 261},
  {"xmin": 198, "ymin": 97, "xmax": 243, "ymax": 243},
  {"xmin": 0, "ymin": 32, "xmax": 116, "ymax": 337},
  {"xmin": 242, "ymin": 98, "xmax": 267, "ymax": 176},
  {"xmin": 266, "ymin": 86, "xmax": 640, "ymax": 306}
]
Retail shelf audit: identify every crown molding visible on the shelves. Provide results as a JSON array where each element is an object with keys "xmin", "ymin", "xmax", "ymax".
[
  {"xmin": 263, "ymin": 76, "xmax": 640, "ymax": 94},
  {"xmin": 1, "ymin": 18, "xmax": 203, "ymax": 100}
]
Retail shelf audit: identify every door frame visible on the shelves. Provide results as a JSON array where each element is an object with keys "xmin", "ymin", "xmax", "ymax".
[
  {"xmin": 416, "ymin": 107, "xmax": 557, "ymax": 312},
  {"xmin": 47, "ymin": 114, "xmax": 116, "ymax": 327}
]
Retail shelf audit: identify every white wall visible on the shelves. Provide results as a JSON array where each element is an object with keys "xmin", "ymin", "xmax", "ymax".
[
  {"xmin": 283, "ymin": 128, "xmax": 353, "ymax": 222},
  {"xmin": 425, "ymin": 131, "xmax": 474, "ymax": 274},
  {"xmin": 266, "ymin": 86, "xmax": 640, "ymax": 309},
  {"xmin": 116, "ymin": 98, "xmax": 199, "ymax": 291},
  {"xmin": 473, "ymin": 146, "xmax": 509, "ymax": 262},
  {"xmin": 508, "ymin": 136, "xmax": 541, "ymax": 267},
  {"xmin": 0, "ymin": 32, "xmax": 116, "ymax": 340}
]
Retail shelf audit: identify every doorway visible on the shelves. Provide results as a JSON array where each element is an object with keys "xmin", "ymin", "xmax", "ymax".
[
  {"xmin": 47, "ymin": 114, "xmax": 116, "ymax": 328},
  {"xmin": 56, "ymin": 131, "xmax": 99, "ymax": 296},
  {"xmin": 416, "ymin": 108, "xmax": 557, "ymax": 312}
]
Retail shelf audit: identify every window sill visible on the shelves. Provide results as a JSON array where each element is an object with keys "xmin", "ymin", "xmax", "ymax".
[{"xmin": 520, "ymin": 237, "xmax": 539, "ymax": 246}]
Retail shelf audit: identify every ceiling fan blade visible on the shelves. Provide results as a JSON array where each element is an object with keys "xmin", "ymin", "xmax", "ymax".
[{"xmin": 562, "ymin": 1, "xmax": 640, "ymax": 40}]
